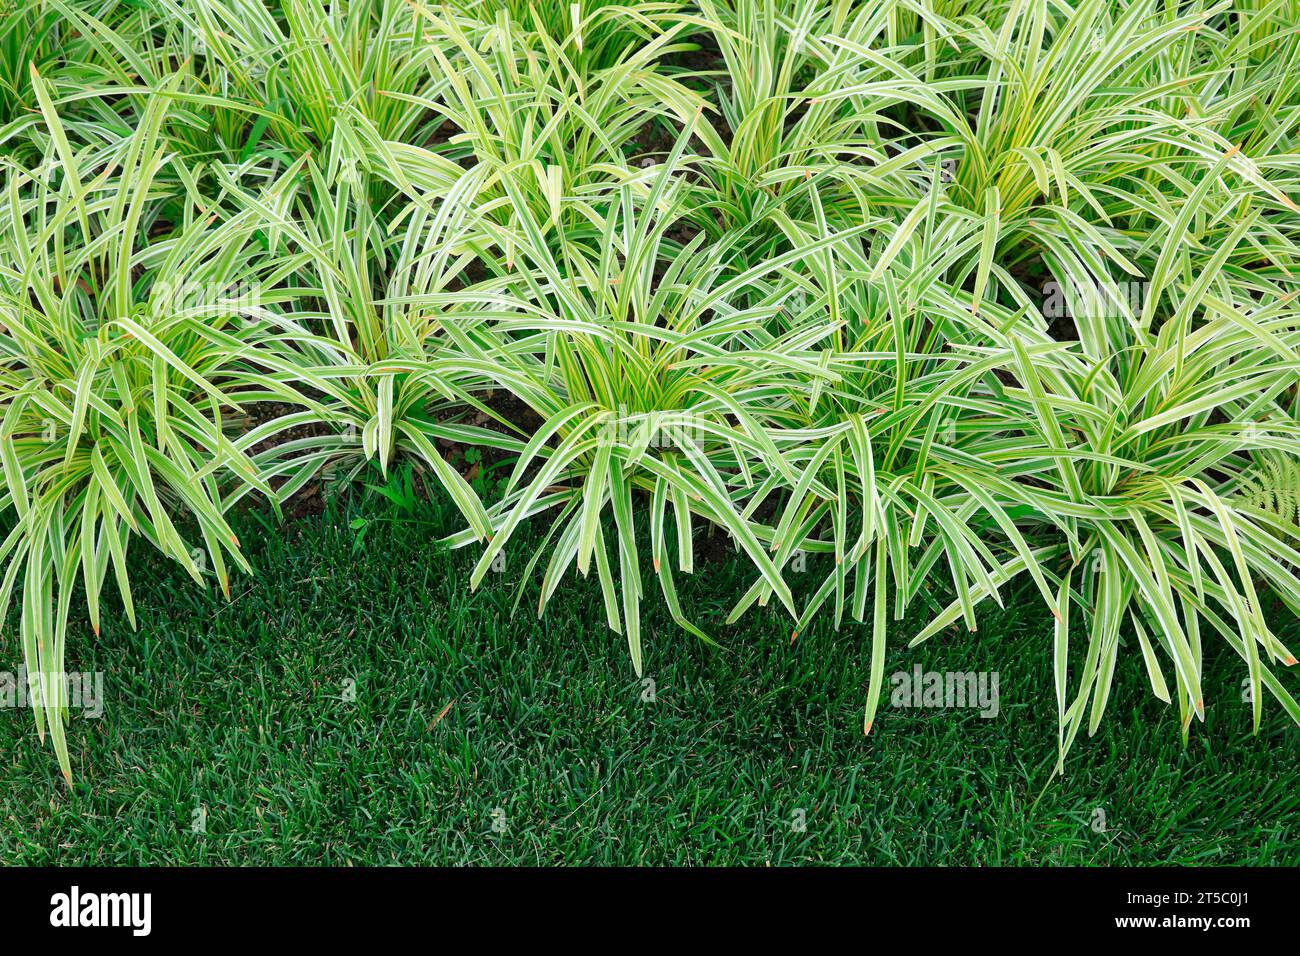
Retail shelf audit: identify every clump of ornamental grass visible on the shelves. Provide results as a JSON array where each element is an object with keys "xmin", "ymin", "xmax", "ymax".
[
  {"xmin": 452, "ymin": 0, "xmax": 694, "ymax": 74},
  {"xmin": 226, "ymin": 154, "xmax": 514, "ymax": 538},
  {"xmin": 729, "ymin": 199, "xmax": 1069, "ymax": 736},
  {"xmin": 0, "ymin": 87, "xmax": 303, "ymax": 781},
  {"xmin": 396, "ymin": 4, "xmax": 705, "ymax": 249},
  {"xmin": 688, "ymin": 0, "xmax": 959, "ymax": 265},
  {"xmin": 439, "ymin": 135, "xmax": 870, "ymax": 666},
  {"xmin": 156, "ymin": 0, "xmax": 451, "ymax": 159}
]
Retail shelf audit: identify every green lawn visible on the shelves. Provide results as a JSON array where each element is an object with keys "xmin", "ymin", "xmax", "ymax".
[{"xmin": 2, "ymin": 493, "xmax": 1297, "ymax": 865}]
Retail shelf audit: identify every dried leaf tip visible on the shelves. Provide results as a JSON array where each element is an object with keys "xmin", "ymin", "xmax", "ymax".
[{"xmin": 428, "ymin": 699, "xmax": 455, "ymax": 731}]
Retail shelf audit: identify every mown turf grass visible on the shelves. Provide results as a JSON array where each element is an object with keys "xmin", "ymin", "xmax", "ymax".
[{"xmin": 1, "ymin": 491, "xmax": 1297, "ymax": 865}]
